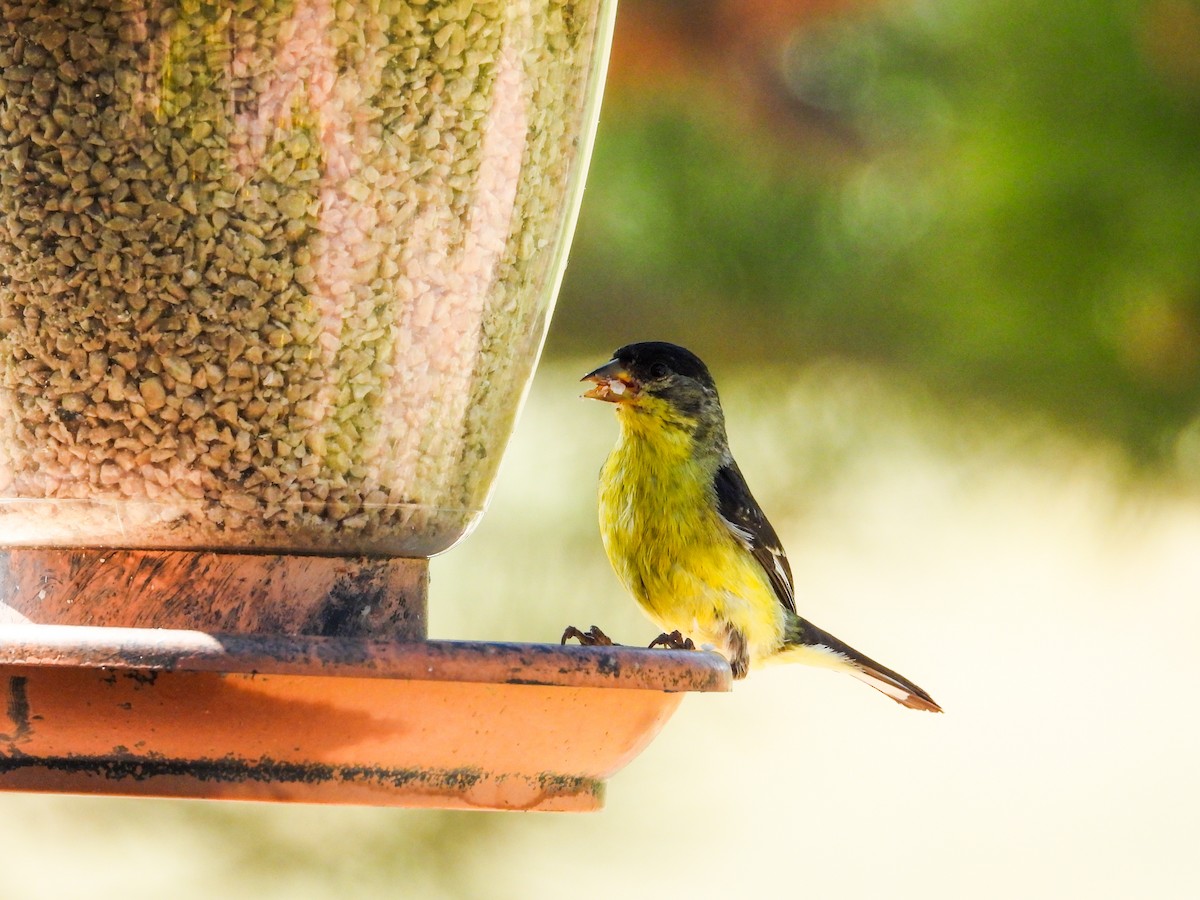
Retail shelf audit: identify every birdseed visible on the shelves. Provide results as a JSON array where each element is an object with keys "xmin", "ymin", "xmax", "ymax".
[{"xmin": 0, "ymin": 0, "xmax": 609, "ymax": 555}]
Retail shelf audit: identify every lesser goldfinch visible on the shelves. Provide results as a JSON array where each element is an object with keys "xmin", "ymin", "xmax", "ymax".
[{"xmin": 577, "ymin": 341, "xmax": 941, "ymax": 713}]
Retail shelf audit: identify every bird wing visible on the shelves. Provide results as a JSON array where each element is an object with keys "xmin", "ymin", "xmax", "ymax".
[{"xmin": 714, "ymin": 459, "xmax": 796, "ymax": 614}]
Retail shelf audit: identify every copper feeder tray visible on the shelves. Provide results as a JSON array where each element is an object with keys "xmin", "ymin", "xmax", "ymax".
[
  {"xmin": 0, "ymin": 625, "xmax": 730, "ymax": 811},
  {"xmin": 0, "ymin": 548, "xmax": 730, "ymax": 811}
]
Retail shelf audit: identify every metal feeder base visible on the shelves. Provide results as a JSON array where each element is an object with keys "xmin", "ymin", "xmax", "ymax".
[{"xmin": 0, "ymin": 549, "xmax": 730, "ymax": 811}]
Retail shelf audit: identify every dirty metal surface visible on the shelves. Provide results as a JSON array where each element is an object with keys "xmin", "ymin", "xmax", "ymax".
[
  {"xmin": 0, "ymin": 625, "xmax": 730, "ymax": 692},
  {"xmin": 0, "ymin": 548, "xmax": 428, "ymax": 639}
]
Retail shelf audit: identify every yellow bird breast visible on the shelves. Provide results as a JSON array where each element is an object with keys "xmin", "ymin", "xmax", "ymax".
[{"xmin": 597, "ymin": 424, "xmax": 786, "ymax": 662}]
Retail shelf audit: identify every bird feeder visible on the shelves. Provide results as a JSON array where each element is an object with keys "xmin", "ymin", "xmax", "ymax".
[{"xmin": 0, "ymin": 0, "xmax": 729, "ymax": 811}]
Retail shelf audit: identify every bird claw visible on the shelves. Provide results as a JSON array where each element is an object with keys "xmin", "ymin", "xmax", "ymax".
[
  {"xmin": 561, "ymin": 625, "xmax": 616, "ymax": 647},
  {"xmin": 648, "ymin": 630, "xmax": 695, "ymax": 651}
]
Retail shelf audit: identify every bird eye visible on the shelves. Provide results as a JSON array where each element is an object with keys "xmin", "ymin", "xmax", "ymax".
[{"xmin": 649, "ymin": 362, "xmax": 669, "ymax": 379}]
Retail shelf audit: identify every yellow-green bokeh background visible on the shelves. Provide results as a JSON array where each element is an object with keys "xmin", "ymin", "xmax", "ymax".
[{"xmin": 4, "ymin": 0, "xmax": 1200, "ymax": 896}]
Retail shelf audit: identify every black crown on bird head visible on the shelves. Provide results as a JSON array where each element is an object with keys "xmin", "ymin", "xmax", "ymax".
[{"xmin": 611, "ymin": 341, "xmax": 716, "ymax": 390}]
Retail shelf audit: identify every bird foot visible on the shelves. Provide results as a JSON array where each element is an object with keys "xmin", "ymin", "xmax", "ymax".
[
  {"xmin": 561, "ymin": 625, "xmax": 616, "ymax": 647},
  {"xmin": 648, "ymin": 630, "xmax": 695, "ymax": 651}
]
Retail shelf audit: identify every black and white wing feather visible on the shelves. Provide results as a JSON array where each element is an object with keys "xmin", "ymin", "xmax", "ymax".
[
  {"xmin": 713, "ymin": 459, "xmax": 796, "ymax": 614},
  {"xmin": 713, "ymin": 458, "xmax": 941, "ymax": 712}
]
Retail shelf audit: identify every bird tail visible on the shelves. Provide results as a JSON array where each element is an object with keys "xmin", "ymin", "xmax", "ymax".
[{"xmin": 781, "ymin": 615, "xmax": 942, "ymax": 713}]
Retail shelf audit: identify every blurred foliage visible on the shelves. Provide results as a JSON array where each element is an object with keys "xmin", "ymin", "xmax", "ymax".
[{"xmin": 552, "ymin": 0, "xmax": 1200, "ymax": 463}]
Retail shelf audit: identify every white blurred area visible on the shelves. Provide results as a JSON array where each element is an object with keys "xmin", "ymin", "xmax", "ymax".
[{"xmin": 1, "ymin": 358, "xmax": 1198, "ymax": 898}]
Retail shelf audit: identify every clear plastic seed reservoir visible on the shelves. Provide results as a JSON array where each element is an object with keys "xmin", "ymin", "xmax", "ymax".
[{"xmin": 0, "ymin": 0, "xmax": 615, "ymax": 555}]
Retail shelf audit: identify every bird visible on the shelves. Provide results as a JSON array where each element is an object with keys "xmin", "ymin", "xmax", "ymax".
[{"xmin": 570, "ymin": 341, "xmax": 941, "ymax": 713}]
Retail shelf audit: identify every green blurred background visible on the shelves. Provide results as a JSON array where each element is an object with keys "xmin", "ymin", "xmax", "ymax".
[
  {"xmin": 4, "ymin": 0, "xmax": 1200, "ymax": 896},
  {"xmin": 556, "ymin": 0, "xmax": 1200, "ymax": 465}
]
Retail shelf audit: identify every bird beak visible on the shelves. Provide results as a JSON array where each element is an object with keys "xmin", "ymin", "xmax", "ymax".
[{"xmin": 581, "ymin": 359, "xmax": 638, "ymax": 403}]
